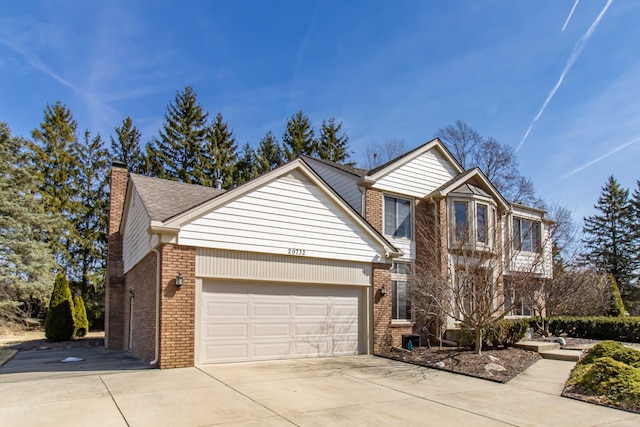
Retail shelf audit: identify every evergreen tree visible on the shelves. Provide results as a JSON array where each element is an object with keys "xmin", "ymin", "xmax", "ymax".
[
  {"xmin": 201, "ymin": 113, "xmax": 237, "ymax": 189},
  {"xmin": 316, "ymin": 117, "xmax": 352, "ymax": 164},
  {"xmin": 256, "ymin": 131, "xmax": 284, "ymax": 174},
  {"xmin": 152, "ymin": 86, "xmax": 209, "ymax": 184},
  {"xmin": 73, "ymin": 295, "xmax": 89, "ymax": 337},
  {"xmin": 282, "ymin": 110, "xmax": 315, "ymax": 161},
  {"xmin": 110, "ymin": 117, "xmax": 143, "ymax": 173},
  {"xmin": 71, "ymin": 131, "xmax": 109, "ymax": 325},
  {"xmin": 0, "ymin": 122, "xmax": 57, "ymax": 323},
  {"xmin": 235, "ymin": 143, "xmax": 258, "ymax": 185},
  {"xmin": 582, "ymin": 176, "xmax": 635, "ymax": 298},
  {"xmin": 44, "ymin": 273, "xmax": 75, "ymax": 342},
  {"xmin": 142, "ymin": 141, "xmax": 163, "ymax": 178},
  {"xmin": 30, "ymin": 102, "xmax": 80, "ymax": 270}
]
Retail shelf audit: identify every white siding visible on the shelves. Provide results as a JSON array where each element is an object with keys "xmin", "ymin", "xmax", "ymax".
[
  {"xmin": 388, "ymin": 238, "xmax": 415, "ymax": 261},
  {"xmin": 305, "ymin": 159, "xmax": 362, "ymax": 213},
  {"xmin": 196, "ymin": 248, "xmax": 371, "ymax": 286},
  {"xmin": 372, "ymin": 148, "xmax": 458, "ymax": 197},
  {"xmin": 122, "ymin": 189, "xmax": 151, "ymax": 273},
  {"xmin": 179, "ymin": 170, "xmax": 385, "ymax": 263}
]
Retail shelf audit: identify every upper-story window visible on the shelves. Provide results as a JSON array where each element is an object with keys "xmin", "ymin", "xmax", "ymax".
[
  {"xmin": 384, "ymin": 196, "xmax": 412, "ymax": 239},
  {"xmin": 451, "ymin": 198, "xmax": 495, "ymax": 247},
  {"xmin": 454, "ymin": 201, "xmax": 468, "ymax": 242},
  {"xmin": 513, "ymin": 217, "xmax": 541, "ymax": 252},
  {"xmin": 477, "ymin": 204, "xmax": 488, "ymax": 243}
]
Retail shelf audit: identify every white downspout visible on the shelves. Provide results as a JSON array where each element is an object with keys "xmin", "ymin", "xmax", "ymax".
[{"xmin": 149, "ymin": 234, "xmax": 161, "ymax": 366}]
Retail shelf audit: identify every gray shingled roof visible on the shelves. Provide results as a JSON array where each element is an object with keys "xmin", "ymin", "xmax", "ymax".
[
  {"xmin": 130, "ymin": 174, "xmax": 225, "ymax": 222},
  {"xmin": 298, "ymin": 155, "xmax": 368, "ymax": 177}
]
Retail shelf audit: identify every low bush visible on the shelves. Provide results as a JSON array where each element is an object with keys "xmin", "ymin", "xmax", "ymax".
[
  {"xmin": 575, "ymin": 357, "xmax": 640, "ymax": 411},
  {"xmin": 549, "ymin": 316, "xmax": 640, "ymax": 343},
  {"xmin": 461, "ymin": 319, "xmax": 530, "ymax": 349},
  {"xmin": 580, "ymin": 340, "xmax": 640, "ymax": 368},
  {"xmin": 484, "ymin": 319, "xmax": 530, "ymax": 348}
]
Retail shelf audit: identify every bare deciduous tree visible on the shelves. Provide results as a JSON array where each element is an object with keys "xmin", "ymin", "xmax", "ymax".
[
  {"xmin": 412, "ymin": 209, "xmax": 550, "ymax": 354},
  {"xmin": 364, "ymin": 138, "xmax": 405, "ymax": 169}
]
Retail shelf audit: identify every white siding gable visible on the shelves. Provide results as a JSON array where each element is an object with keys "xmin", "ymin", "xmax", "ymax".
[
  {"xmin": 178, "ymin": 170, "xmax": 386, "ymax": 263},
  {"xmin": 122, "ymin": 188, "xmax": 151, "ymax": 273},
  {"xmin": 305, "ymin": 160, "xmax": 362, "ymax": 213},
  {"xmin": 372, "ymin": 148, "xmax": 458, "ymax": 198}
]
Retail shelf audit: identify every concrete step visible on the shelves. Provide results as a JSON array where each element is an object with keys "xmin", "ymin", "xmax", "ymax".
[
  {"xmin": 539, "ymin": 349, "xmax": 583, "ymax": 362},
  {"xmin": 514, "ymin": 340, "xmax": 560, "ymax": 352}
]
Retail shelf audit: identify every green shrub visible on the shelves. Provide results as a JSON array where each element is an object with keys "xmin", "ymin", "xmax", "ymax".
[
  {"xmin": 580, "ymin": 340, "xmax": 640, "ymax": 368},
  {"xmin": 576, "ymin": 357, "xmax": 640, "ymax": 410},
  {"xmin": 461, "ymin": 319, "xmax": 530, "ymax": 349},
  {"xmin": 606, "ymin": 275, "xmax": 626, "ymax": 317},
  {"xmin": 44, "ymin": 273, "xmax": 75, "ymax": 342},
  {"xmin": 484, "ymin": 319, "xmax": 530, "ymax": 348},
  {"xmin": 549, "ymin": 316, "xmax": 640, "ymax": 343},
  {"xmin": 73, "ymin": 295, "xmax": 89, "ymax": 337}
]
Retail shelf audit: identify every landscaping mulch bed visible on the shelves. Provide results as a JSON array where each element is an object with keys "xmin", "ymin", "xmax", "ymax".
[{"xmin": 380, "ymin": 346, "xmax": 541, "ymax": 383}]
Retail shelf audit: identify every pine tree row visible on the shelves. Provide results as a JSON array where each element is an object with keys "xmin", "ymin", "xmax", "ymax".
[{"xmin": 113, "ymin": 86, "xmax": 353, "ymax": 189}]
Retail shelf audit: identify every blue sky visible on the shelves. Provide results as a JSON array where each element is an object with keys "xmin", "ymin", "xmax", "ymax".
[{"xmin": 1, "ymin": 0, "xmax": 639, "ymax": 226}]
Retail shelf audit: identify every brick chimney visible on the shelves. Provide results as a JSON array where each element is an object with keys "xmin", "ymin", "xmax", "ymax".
[{"xmin": 105, "ymin": 161, "xmax": 128, "ymax": 349}]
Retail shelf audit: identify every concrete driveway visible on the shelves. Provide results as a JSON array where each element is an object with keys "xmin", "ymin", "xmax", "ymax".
[{"xmin": 1, "ymin": 351, "xmax": 639, "ymax": 427}]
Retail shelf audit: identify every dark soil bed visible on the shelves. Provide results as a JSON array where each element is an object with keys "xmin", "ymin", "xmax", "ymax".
[
  {"xmin": 380, "ymin": 346, "xmax": 541, "ymax": 383},
  {"xmin": 2, "ymin": 332, "xmax": 104, "ymax": 351}
]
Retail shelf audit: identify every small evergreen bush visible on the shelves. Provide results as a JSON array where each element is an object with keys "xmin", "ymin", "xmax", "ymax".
[
  {"xmin": 483, "ymin": 319, "xmax": 530, "ymax": 348},
  {"xmin": 606, "ymin": 275, "xmax": 626, "ymax": 317},
  {"xmin": 44, "ymin": 273, "xmax": 75, "ymax": 342},
  {"xmin": 73, "ymin": 295, "xmax": 89, "ymax": 337},
  {"xmin": 580, "ymin": 340, "xmax": 640, "ymax": 368},
  {"xmin": 576, "ymin": 357, "xmax": 640, "ymax": 410}
]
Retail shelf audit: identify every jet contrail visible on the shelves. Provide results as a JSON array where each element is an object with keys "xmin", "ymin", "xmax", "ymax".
[
  {"xmin": 562, "ymin": 0, "xmax": 580, "ymax": 32},
  {"xmin": 563, "ymin": 136, "xmax": 640, "ymax": 179},
  {"xmin": 517, "ymin": 0, "xmax": 613, "ymax": 152}
]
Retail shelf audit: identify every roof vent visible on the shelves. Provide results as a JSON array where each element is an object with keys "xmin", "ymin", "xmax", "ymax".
[{"xmin": 215, "ymin": 178, "xmax": 223, "ymax": 190}]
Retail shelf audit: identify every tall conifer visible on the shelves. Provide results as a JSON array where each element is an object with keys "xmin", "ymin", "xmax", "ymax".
[
  {"xmin": 201, "ymin": 113, "xmax": 237, "ymax": 189},
  {"xmin": 316, "ymin": 117, "xmax": 352, "ymax": 164},
  {"xmin": 110, "ymin": 117, "xmax": 143, "ymax": 173},
  {"xmin": 152, "ymin": 86, "xmax": 209, "ymax": 184},
  {"xmin": 282, "ymin": 110, "xmax": 314, "ymax": 161},
  {"xmin": 256, "ymin": 131, "xmax": 284, "ymax": 174}
]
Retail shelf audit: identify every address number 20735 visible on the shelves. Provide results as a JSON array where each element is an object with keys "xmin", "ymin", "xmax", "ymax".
[{"xmin": 288, "ymin": 248, "xmax": 306, "ymax": 256}]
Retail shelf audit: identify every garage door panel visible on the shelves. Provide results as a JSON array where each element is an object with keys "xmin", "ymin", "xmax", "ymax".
[
  {"xmin": 200, "ymin": 281, "xmax": 363, "ymax": 364},
  {"xmin": 253, "ymin": 302, "xmax": 290, "ymax": 316},
  {"xmin": 205, "ymin": 344, "xmax": 248, "ymax": 361},
  {"xmin": 253, "ymin": 323, "xmax": 290, "ymax": 337},
  {"xmin": 206, "ymin": 323, "xmax": 248, "ymax": 338}
]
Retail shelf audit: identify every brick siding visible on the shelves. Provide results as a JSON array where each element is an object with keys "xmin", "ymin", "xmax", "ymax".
[
  {"xmin": 124, "ymin": 251, "xmax": 157, "ymax": 363},
  {"xmin": 158, "ymin": 244, "xmax": 196, "ymax": 369},
  {"xmin": 105, "ymin": 164, "xmax": 127, "ymax": 349}
]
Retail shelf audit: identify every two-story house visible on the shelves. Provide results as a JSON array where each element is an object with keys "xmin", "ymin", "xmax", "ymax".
[{"xmin": 105, "ymin": 138, "xmax": 553, "ymax": 368}]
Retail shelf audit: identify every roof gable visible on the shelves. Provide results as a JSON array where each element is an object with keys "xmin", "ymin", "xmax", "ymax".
[
  {"xmin": 427, "ymin": 168, "xmax": 510, "ymax": 210},
  {"xmin": 366, "ymin": 139, "xmax": 463, "ymax": 198},
  {"xmin": 158, "ymin": 159, "xmax": 399, "ymax": 262}
]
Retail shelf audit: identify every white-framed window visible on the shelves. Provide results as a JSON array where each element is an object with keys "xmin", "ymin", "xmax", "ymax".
[
  {"xmin": 477, "ymin": 204, "xmax": 488, "ymax": 244},
  {"xmin": 391, "ymin": 262, "xmax": 412, "ymax": 321},
  {"xmin": 384, "ymin": 196, "xmax": 412, "ymax": 239},
  {"xmin": 454, "ymin": 201, "xmax": 469, "ymax": 243},
  {"xmin": 450, "ymin": 198, "xmax": 495, "ymax": 247},
  {"xmin": 504, "ymin": 288, "xmax": 534, "ymax": 317},
  {"xmin": 513, "ymin": 217, "xmax": 541, "ymax": 253}
]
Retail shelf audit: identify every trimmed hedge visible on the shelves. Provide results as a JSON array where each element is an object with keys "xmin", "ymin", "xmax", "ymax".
[{"xmin": 548, "ymin": 316, "xmax": 640, "ymax": 343}]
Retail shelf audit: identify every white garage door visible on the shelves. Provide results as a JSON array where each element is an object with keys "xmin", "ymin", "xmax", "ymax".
[{"xmin": 200, "ymin": 281, "xmax": 362, "ymax": 363}]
